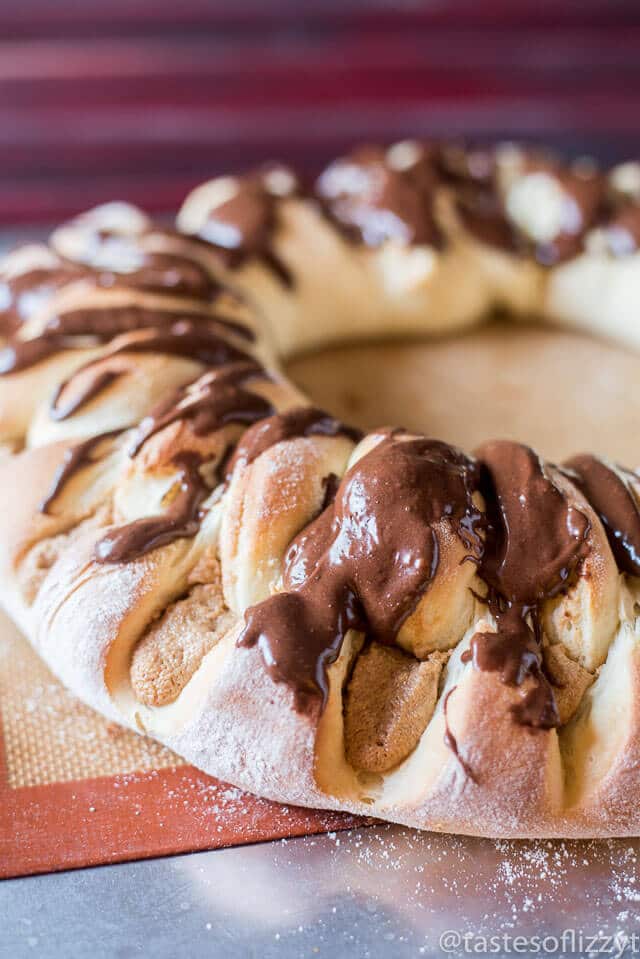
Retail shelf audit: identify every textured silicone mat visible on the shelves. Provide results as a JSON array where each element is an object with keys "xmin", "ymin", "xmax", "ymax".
[{"xmin": 0, "ymin": 612, "xmax": 360, "ymax": 878}]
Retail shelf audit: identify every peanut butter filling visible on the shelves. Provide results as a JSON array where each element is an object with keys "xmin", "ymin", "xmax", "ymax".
[
  {"xmin": 542, "ymin": 643, "xmax": 594, "ymax": 727},
  {"xmin": 344, "ymin": 643, "xmax": 448, "ymax": 774},
  {"xmin": 130, "ymin": 554, "xmax": 235, "ymax": 708}
]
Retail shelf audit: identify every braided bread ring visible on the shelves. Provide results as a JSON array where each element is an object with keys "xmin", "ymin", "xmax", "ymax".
[{"xmin": 3, "ymin": 142, "xmax": 640, "ymax": 837}]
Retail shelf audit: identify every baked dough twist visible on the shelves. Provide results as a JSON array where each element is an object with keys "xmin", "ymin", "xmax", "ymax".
[{"xmin": 2, "ymin": 142, "xmax": 640, "ymax": 837}]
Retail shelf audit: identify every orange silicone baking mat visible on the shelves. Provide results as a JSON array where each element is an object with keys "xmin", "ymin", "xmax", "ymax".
[{"xmin": 0, "ymin": 611, "xmax": 361, "ymax": 878}]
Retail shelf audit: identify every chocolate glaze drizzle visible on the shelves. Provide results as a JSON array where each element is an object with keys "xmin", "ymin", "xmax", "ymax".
[
  {"xmin": 94, "ymin": 452, "xmax": 207, "ymax": 564},
  {"xmin": 313, "ymin": 142, "xmax": 614, "ymax": 264},
  {"xmin": 0, "ymin": 239, "xmax": 220, "ymax": 342},
  {"xmin": 47, "ymin": 319, "xmax": 255, "ymax": 421},
  {"xmin": 193, "ymin": 172, "xmax": 294, "ymax": 286},
  {"xmin": 0, "ymin": 304, "xmax": 253, "ymax": 375},
  {"xmin": 100, "ymin": 248, "xmax": 220, "ymax": 302},
  {"xmin": 0, "ymin": 264, "xmax": 85, "ymax": 338},
  {"xmin": 128, "ymin": 361, "xmax": 269, "ymax": 458},
  {"xmin": 315, "ymin": 145, "xmax": 443, "ymax": 248},
  {"xmin": 91, "ymin": 394, "xmax": 364, "ymax": 565},
  {"xmin": 225, "ymin": 406, "xmax": 363, "ymax": 478},
  {"xmin": 50, "ymin": 370, "xmax": 122, "ymax": 422},
  {"xmin": 563, "ymin": 454, "xmax": 640, "ymax": 578},
  {"xmin": 234, "ymin": 433, "xmax": 608, "ymax": 733},
  {"xmin": 39, "ymin": 430, "xmax": 122, "ymax": 515},
  {"xmin": 65, "ymin": 210, "xmax": 225, "ymax": 291},
  {"xmin": 439, "ymin": 146, "xmax": 605, "ymax": 266},
  {"xmin": 91, "ymin": 364, "xmax": 274, "ymax": 563},
  {"xmin": 527, "ymin": 162, "xmax": 604, "ymax": 265},
  {"xmin": 596, "ymin": 202, "xmax": 640, "ymax": 257},
  {"xmin": 238, "ymin": 434, "xmax": 483, "ymax": 712},
  {"xmin": 477, "ymin": 441, "xmax": 590, "ymax": 603},
  {"xmin": 38, "ymin": 360, "xmax": 275, "ymax": 543},
  {"xmin": 235, "ymin": 433, "xmax": 608, "ymax": 741},
  {"xmin": 0, "ymin": 214, "xmax": 252, "ymax": 394},
  {"xmin": 466, "ymin": 440, "xmax": 591, "ymax": 729},
  {"xmin": 69, "ymin": 234, "xmax": 221, "ymax": 302},
  {"xmin": 181, "ymin": 147, "xmax": 640, "ymax": 268}
]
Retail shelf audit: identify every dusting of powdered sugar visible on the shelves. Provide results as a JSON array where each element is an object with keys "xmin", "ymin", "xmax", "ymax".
[{"xmin": 178, "ymin": 824, "xmax": 640, "ymax": 956}]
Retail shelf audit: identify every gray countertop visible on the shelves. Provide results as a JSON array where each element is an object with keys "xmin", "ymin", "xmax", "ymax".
[{"xmin": 3, "ymin": 824, "xmax": 640, "ymax": 958}]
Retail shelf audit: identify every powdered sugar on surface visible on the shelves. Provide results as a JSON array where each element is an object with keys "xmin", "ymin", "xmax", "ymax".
[
  {"xmin": 176, "ymin": 824, "xmax": 640, "ymax": 956},
  {"xmin": 104, "ymin": 765, "xmax": 330, "ymax": 831}
]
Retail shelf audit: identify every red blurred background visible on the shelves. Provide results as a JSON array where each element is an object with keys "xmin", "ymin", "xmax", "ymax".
[{"xmin": 1, "ymin": 0, "xmax": 639, "ymax": 224}]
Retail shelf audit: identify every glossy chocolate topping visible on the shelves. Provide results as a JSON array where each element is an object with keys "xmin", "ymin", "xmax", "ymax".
[
  {"xmin": 238, "ymin": 434, "xmax": 482, "ymax": 712},
  {"xmin": 597, "ymin": 202, "xmax": 640, "ymax": 257},
  {"xmin": 226, "ymin": 406, "xmax": 363, "ymax": 478},
  {"xmin": 436, "ymin": 143, "xmax": 496, "ymax": 185},
  {"xmin": 129, "ymin": 361, "xmax": 270, "ymax": 457},
  {"xmin": 55, "ymin": 215, "xmax": 221, "ymax": 296},
  {"xmin": 0, "ymin": 239, "xmax": 219, "ymax": 343},
  {"xmin": 0, "ymin": 264, "xmax": 85, "ymax": 338},
  {"xmin": 50, "ymin": 370, "xmax": 123, "ymax": 422},
  {"xmin": 447, "ymin": 148, "xmax": 605, "ymax": 265},
  {"xmin": 478, "ymin": 441, "xmax": 590, "ymax": 604},
  {"xmin": 39, "ymin": 430, "xmax": 122, "ymax": 515},
  {"xmin": 0, "ymin": 305, "xmax": 253, "ymax": 376},
  {"xmin": 524, "ymin": 159, "xmax": 603, "ymax": 265},
  {"xmin": 194, "ymin": 173, "xmax": 294, "ymax": 285},
  {"xmin": 315, "ymin": 145, "xmax": 443, "ymax": 248},
  {"xmin": 92, "ymin": 363, "xmax": 273, "ymax": 563},
  {"xmin": 437, "ymin": 143, "xmax": 519, "ymax": 250},
  {"xmin": 97, "ymin": 248, "xmax": 221, "ymax": 302},
  {"xmin": 48, "ymin": 320, "xmax": 255, "ymax": 421},
  {"xmin": 466, "ymin": 440, "xmax": 591, "ymax": 729},
  {"xmin": 564, "ymin": 453, "xmax": 640, "ymax": 577},
  {"xmin": 454, "ymin": 182, "xmax": 516, "ymax": 253},
  {"xmin": 94, "ymin": 452, "xmax": 207, "ymax": 564},
  {"xmin": 0, "ymin": 214, "xmax": 249, "ymax": 379}
]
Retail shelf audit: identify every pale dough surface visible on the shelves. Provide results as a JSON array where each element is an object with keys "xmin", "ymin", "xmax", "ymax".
[{"xmin": 287, "ymin": 322, "xmax": 640, "ymax": 466}]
